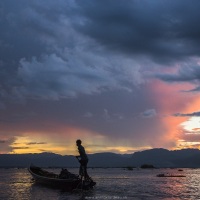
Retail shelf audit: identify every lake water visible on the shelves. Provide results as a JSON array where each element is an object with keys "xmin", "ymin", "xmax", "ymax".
[{"xmin": 0, "ymin": 167, "xmax": 200, "ymax": 200}]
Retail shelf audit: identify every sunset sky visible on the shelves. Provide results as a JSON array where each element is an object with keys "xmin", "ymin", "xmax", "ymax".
[{"xmin": 1, "ymin": 0, "xmax": 200, "ymax": 155}]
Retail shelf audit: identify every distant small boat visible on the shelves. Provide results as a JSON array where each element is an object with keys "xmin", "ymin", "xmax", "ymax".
[
  {"xmin": 157, "ymin": 173, "xmax": 186, "ymax": 177},
  {"xmin": 28, "ymin": 164, "xmax": 96, "ymax": 190}
]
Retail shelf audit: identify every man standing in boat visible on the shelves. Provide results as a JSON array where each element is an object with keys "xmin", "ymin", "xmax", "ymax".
[{"xmin": 76, "ymin": 139, "xmax": 90, "ymax": 180}]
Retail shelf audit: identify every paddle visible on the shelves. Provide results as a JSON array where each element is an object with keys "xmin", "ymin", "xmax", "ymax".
[{"xmin": 75, "ymin": 156, "xmax": 81, "ymax": 163}]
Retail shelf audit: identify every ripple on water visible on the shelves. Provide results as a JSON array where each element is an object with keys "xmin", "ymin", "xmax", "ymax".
[{"xmin": 0, "ymin": 168, "xmax": 200, "ymax": 200}]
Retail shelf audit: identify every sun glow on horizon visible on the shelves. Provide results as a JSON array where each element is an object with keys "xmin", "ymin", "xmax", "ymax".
[
  {"xmin": 181, "ymin": 116, "xmax": 200, "ymax": 132},
  {"xmin": 9, "ymin": 136, "xmax": 72, "ymax": 155},
  {"xmin": 8, "ymin": 135, "xmax": 154, "ymax": 155}
]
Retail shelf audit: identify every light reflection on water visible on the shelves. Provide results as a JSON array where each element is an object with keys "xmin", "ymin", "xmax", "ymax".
[{"xmin": 0, "ymin": 168, "xmax": 200, "ymax": 200}]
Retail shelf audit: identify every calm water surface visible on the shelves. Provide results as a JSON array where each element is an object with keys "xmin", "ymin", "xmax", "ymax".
[{"xmin": 0, "ymin": 168, "xmax": 200, "ymax": 200}]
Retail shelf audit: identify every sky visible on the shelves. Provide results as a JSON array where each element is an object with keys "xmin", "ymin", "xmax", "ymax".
[{"xmin": 1, "ymin": 0, "xmax": 200, "ymax": 155}]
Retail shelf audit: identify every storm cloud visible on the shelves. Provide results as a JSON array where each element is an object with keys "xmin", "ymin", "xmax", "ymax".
[
  {"xmin": 0, "ymin": 0, "xmax": 144, "ymax": 103},
  {"xmin": 1, "ymin": 0, "xmax": 200, "ymax": 103},
  {"xmin": 1, "ymin": 0, "xmax": 200, "ymax": 154},
  {"xmin": 174, "ymin": 111, "xmax": 200, "ymax": 117},
  {"xmin": 156, "ymin": 65, "xmax": 200, "ymax": 82},
  {"xmin": 74, "ymin": 0, "xmax": 200, "ymax": 63}
]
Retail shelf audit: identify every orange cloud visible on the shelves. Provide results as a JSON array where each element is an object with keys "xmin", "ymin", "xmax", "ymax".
[
  {"xmin": 8, "ymin": 124, "xmax": 107, "ymax": 155},
  {"xmin": 149, "ymin": 80, "xmax": 198, "ymax": 149}
]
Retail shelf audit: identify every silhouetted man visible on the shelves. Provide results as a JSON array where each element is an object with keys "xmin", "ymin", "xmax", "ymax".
[{"xmin": 76, "ymin": 139, "xmax": 90, "ymax": 180}]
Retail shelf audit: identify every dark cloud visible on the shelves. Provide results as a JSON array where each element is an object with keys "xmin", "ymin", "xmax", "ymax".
[
  {"xmin": 173, "ymin": 111, "xmax": 200, "ymax": 117},
  {"xmin": 1, "ymin": 0, "xmax": 200, "ymax": 104},
  {"xmin": 188, "ymin": 86, "xmax": 200, "ymax": 92},
  {"xmin": 1, "ymin": 0, "xmax": 200, "ymax": 153},
  {"xmin": 12, "ymin": 147, "xmax": 30, "ymax": 150},
  {"xmin": 141, "ymin": 109, "xmax": 157, "ymax": 118},
  {"xmin": 74, "ymin": 0, "xmax": 200, "ymax": 63},
  {"xmin": 156, "ymin": 65, "xmax": 200, "ymax": 83},
  {"xmin": 16, "ymin": 54, "xmax": 138, "ymax": 100},
  {"xmin": 155, "ymin": 64, "xmax": 200, "ymax": 92},
  {"xmin": 26, "ymin": 142, "xmax": 47, "ymax": 145},
  {"xmin": 0, "ymin": 0, "xmax": 145, "ymax": 103}
]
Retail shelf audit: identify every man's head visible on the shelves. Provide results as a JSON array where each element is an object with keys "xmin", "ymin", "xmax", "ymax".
[{"xmin": 76, "ymin": 139, "xmax": 82, "ymax": 146}]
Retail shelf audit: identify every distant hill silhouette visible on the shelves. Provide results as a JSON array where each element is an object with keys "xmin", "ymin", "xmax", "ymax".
[
  {"xmin": 130, "ymin": 148, "xmax": 200, "ymax": 168},
  {"xmin": 1, "ymin": 148, "xmax": 200, "ymax": 168}
]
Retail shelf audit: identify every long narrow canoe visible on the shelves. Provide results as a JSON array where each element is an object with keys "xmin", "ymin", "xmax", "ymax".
[
  {"xmin": 157, "ymin": 173, "xmax": 186, "ymax": 177},
  {"xmin": 28, "ymin": 164, "xmax": 95, "ymax": 190}
]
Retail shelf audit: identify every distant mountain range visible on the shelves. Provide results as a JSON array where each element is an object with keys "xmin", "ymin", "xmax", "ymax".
[{"xmin": 1, "ymin": 148, "xmax": 200, "ymax": 168}]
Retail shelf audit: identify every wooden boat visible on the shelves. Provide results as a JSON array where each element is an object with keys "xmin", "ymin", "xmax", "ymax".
[
  {"xmin": 157, "ymin": 173, "xmax": 186, "ymax": 177},
  {"xmin": 28, "ymin": 164, "xmax": 96, "ymax": 190}
]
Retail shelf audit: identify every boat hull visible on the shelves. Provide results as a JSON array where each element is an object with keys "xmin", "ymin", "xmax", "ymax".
[{"xmin": 28, "ymin": 165, "xmax": 95, "ymax": 190}]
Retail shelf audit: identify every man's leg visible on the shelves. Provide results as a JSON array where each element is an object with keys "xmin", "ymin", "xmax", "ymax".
[
  {"xmin": 79, "ymin": 164, "xmax": 82, "ymax": 176},
  {"xmin": 79, "ymin": 160, "xmax": 85, "ymax": 179},
  {"xmin": 83, "ymin": 160, "xmax": 89, "ymax": 179}
]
